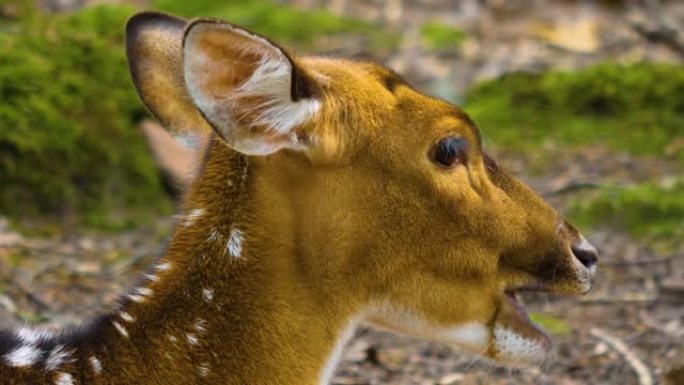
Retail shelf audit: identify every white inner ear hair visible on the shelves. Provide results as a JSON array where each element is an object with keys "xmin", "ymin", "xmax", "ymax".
[
  {"xmin": 228, "ymin": 54, "xmax": 320, "ymax": 135},
  {"xmin": 184, "ymin": 24, "xmax": 320, "ymax": 143}
]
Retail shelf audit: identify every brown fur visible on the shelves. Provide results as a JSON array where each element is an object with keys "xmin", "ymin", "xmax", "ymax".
[{"xmin": 0, "ymin": 12, "xmax": 597, "ymax": 385}]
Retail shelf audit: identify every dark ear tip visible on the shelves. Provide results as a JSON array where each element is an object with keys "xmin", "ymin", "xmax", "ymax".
[{"xmin": 126, "ymin": 11, "xmax": 186, "ymax": 41}]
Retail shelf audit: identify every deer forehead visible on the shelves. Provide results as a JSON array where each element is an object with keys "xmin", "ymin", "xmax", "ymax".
[{"xmin": 299, "ymin": 58, "xmax": 480, "ymax": 160}]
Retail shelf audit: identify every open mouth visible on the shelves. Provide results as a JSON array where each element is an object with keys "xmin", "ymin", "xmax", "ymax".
[{"xmin": 490, "ymin": 288, "xmax": 554, "ymax": 364}]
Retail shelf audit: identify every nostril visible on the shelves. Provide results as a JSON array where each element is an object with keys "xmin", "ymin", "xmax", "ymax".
[{"xmin": 571, "ymin": 242, "xmax": 598, "ymax": 270}]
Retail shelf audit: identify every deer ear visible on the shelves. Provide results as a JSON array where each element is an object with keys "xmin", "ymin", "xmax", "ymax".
[
  {"xmin": 182, "ymin": 19, "xmax": 321, "ymax": 155},
  {"xmin": 126, "ymin": 12, "xmax": 213, "ymax": 134}
]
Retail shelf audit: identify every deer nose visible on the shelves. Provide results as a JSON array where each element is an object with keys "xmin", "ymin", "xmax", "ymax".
[{"xmin": 571, "ymin": 238, "xmax": 598, "ymax": 272}]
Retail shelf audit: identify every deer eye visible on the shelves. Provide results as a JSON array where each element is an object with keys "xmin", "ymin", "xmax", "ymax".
[{"xmin": 432, "ymin": 136, "xmax": 468, "ymax": 168}]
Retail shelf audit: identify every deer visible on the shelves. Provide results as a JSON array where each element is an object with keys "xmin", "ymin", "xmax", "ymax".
[{"xmin": 0, "ymin": 11, "xmax": 598, "ymax": 385}]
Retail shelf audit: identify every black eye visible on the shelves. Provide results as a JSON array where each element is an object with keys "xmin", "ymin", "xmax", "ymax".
[{"xmin": 432, "ymin": 136, "xmax": 468, "ymax": 167}]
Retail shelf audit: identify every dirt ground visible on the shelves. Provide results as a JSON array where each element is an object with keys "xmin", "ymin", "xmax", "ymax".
[{"xmin": 1, "ymin": 0, "xmax": 683, "ymax": 384}]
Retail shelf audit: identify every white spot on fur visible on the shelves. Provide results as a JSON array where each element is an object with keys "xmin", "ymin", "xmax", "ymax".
[
  {"xmin": 128, "ymin": 294, "xmax": 145, "ymax": 303},
  {"xmin": 134, "ymin": 287, "xmax": 153, "ymax": 296},
  {"xmin": 494, "ymin": 326, "xmax": 545, "ymax": 360},
  {"xmin": 202, "ymin": 288, "xmax": 214, "ymax": 303},
  {"xmin": 112, "ymin": 321, "xmax": 129, "ymax": 338},
  {"xmin": 89, "ymin": 356, "xmax": 102, "ymax": 375},
  {"xmin": 45, "ymin": 345, "xmax": 74, "ymax": 371},
  {"xmin": 4, "ymin": 344, "xmax": 42, "ymax": 367},
  {"xmin": 144, "ymin": 273, "xmax": 159, "ymax": 282},
  {"xmin": 194, "ymin": 319, "xmax": 207, "ymax": 333},
  {"xmin": 168, "ymin": 334, "xmax": 178, "ymax": 343},
  {"xmin": 444, "ymin": 322, "xmax": 489, "ymax": 349},
  {"xmin": 207, "ymin": 229, "xmax": 221, "ymax": 242},
  {"xmin": 155, "ymin": 261, "xmax": 172, "ymax": 272},
  {"xmin": 128, "ymin": 287, "xmax": 152, "ymax": 303},
  {"xmin": 120, "ymin": 312, "xmax": 134, "ymax": 323},
  {"xmin": 226, "ymin": 228, "xmax": 243, "ymax": 259},
  {"xmin": 186, "ymin": 333, "xmax": 199, "ymax": 345},
  {"xmin": 198, "ymin": 364, "xmax": 210, "ymax": 377},
  {"xmin": 184, "ymin": 208, "xmax": 205, "ymax": 227},
  {"xmin": 54, "ymin": 372, "xmax": 74, "ymax": 385}
]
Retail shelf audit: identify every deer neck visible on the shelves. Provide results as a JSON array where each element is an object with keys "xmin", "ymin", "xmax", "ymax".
[{"xmin": 100, "ymin": 139, "xmax": 364, "ymax": 385}]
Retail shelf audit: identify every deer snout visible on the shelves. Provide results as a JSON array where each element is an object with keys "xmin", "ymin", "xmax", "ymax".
[{"xmin": 571, "ymin": 237, "xmax": 598, "ymax": 275}]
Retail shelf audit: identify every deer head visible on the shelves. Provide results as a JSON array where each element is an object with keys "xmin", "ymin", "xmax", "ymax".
[
  {"xmin": 127, "ymin": 11, "xmax": 597, "ymax": 367},
  {"xmin": 0, "ymin": 11, "xmax": 598, "ymax": 385}
]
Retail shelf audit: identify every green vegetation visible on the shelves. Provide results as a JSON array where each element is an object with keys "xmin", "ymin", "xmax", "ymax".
[
  {"xmin": 0, "ymin": 0, "xmax": 399, "ymax": 230},
  {"xmin": 465, "ymin": 62, "xmax": 684, "ymax": 161},
  {"xmin": 569, "ymin": 181, "xmax": 684, "ymax": 244},
  {"xmin": 420, "ymin": 21, "xmax": 466, "ymax": 50},
  {"xmin": 0, "ymin": 4, "xmax": 170, "ymax": 229},
  {"xmin": 529, "ymin": 312, "xmax": 571, "ymax": 335},
  {"xmin": 152, "ymin": 0, "xmax": 398, "ymax": 50}
]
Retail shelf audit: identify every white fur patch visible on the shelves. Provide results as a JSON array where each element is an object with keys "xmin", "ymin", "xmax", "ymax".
[
  {"xmin": 198, "ymin": 364, "xmax": 210, "ymax": 377},
  {"xmin": 45, "ymin": 345, "xmax": 74, "ymax": 371},
  {"xmin": 202, "ymin": 288, "xmax": 214, "ymax": 303},
  {"xmin": 144, "ymin": 273, "xmax": 160, "ymax": 282},
  {"xmin": 168, "ymin": 334, "xmax": 178, "ymax": 343},
  {"xmin": 186, "ymin": 333, "xmax": 199, "ymax": 345},
  {"xmin": 194, "ymin": 319, "xmax": 207, "ymax": 333},
  {"xmin": 493, "ymin": 326, "xmax": 545, "ymax": 360},
  {"xmin": 444, "ymin": 322, "xmax": 489, "ymax": 349},
  {"xmin": 120, "ymin": 312, "xmax": 135, "ymax": 323},
  {"xmin": 89, "ymin": 356, "xmax": 102, "ymax": 375},
  {"xmin": 184, "ymin": 208, "xmax": 205, "ymax": 227},
  {"xmin": 155, "ymin": 261, "xmax": 172, "ymax": 272},
  {"xmin": 207, "ymin": 229, "xmax": 221, "ymax": 242},
  {"xmin": 369, "ymin": 302, "xmax": 490, "ymax": 352},
  {"xmin": 128, "ymin": 287, "xmax": 152, "ymax": 303},
  {"xmin": 112, "ymin": 321, "xmax": 129, "ymax": 338},
  {"xmin": 4, "ymin": 344, "xmax": 42, "ymax": 367},
  {"xmin": 226, "ymin": 228, "xmax": 244, "ymax": 259},
  {"xmin": 16, "ymin": 326, "xmax": 52, "ymax": 345},
  {"xmin": 54, "ymin": 372, "xmax": 74, "ymax": 385}
]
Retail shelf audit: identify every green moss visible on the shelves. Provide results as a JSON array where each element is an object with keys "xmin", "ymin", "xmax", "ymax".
[
  {"xmin": 420, "ymin": 21, "xmax": 465, "ymax": 50},
  {"xmin": 152, "ymin": 0, "xmax": 398, "ymax": 49},
  {"xmin": 568, "ymin": 180, "xmax": 684, "ymax": 244},
  {"xmin": 464, "ymin": 62, "xmax": 684, "ymax": 161},
  {"xmin": 529, "ymin": 312, "xmax": 571, "ymax": 335},
  {"xmin": 0, "ymin": 4, "xmax": 171, "ymax": 229}
]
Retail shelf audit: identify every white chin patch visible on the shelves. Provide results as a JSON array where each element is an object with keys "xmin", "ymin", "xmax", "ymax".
[{"xmin": 493, "ymin": 326, "xmax": 547, "ymax": 363}]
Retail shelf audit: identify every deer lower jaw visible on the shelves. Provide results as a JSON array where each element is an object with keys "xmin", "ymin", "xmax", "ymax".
[{"xmin": 489, "ymin": 290, "xmax": 553, "ymax": 365}]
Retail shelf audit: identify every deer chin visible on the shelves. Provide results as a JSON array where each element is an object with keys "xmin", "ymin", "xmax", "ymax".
[{"xmin": 489, "ymin": 290, "xmax": 553, "ymax": 365}]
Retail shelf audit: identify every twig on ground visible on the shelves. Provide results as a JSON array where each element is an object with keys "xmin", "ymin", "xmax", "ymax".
[
  {"xmin": 590, "ymin": 327, "xmax": 653, "ymax": 385},
  {"xmin": 580, "ymin": 293, "xmax": 657, "ymax": 304}
]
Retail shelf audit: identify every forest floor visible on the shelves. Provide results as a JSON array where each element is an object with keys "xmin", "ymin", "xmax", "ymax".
[{"xmin": 1, "ymin": 1, "xmax": 683, "ymax": 384}]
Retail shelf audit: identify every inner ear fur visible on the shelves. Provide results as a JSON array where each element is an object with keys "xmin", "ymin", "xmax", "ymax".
[
  {"xmin": 126, "ymin": 12, "xmax": 212, "ymax": 134},
  {"xmin": 182, "ymin": 19, "xmax": 321, "ymax": 155}
]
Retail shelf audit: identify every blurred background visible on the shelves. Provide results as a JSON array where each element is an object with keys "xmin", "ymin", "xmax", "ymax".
[{"xmin": 0, "ymin": 0, "xmax": 682, "ymax": 384}]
